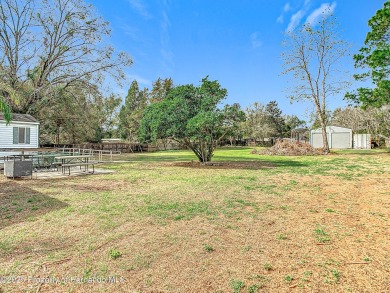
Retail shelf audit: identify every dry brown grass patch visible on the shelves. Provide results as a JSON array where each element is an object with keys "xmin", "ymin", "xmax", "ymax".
[
  {"xmin": 171, "ymin": 160, "xmax": 275, "ymax": 170},
  {"xmin": 1, "ymin": 150, "xmax": 390, "ymax": 292}
]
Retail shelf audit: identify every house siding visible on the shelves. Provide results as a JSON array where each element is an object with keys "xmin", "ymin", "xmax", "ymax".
[{"xmin": 0, "ymin": 121, "xmax": 39, "ymax": 149}]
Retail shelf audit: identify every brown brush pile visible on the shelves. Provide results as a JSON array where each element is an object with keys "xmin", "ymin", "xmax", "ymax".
[{"xmin": 255, "ymin": 139, "xmax": 325, "ymax": 156}]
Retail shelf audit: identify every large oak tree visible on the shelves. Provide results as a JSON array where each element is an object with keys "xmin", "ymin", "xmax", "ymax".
[{"xmin": 139, "ymin": 77, "xmax": 245, "ymax": 162}]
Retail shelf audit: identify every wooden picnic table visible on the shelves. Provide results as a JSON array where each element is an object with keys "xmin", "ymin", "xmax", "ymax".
[
  {"xmin": 31, "ymin": 154, "xmax": 57, "ymax": 170},
  {"xmin": 54, "ymin": 155, "xmax": 94, "ymax": 175}
]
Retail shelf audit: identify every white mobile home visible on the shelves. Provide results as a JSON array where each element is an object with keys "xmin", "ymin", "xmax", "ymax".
[
  {"xmin": 310, "ymin": 126, "xmax": 352, "ymax": 149},
  {"xmin": 0, "ymin": 113, "xmax": 40, "ymax": 149}
]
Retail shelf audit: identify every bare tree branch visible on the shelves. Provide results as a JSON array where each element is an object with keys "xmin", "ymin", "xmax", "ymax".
[
  {"xmin": 282, "ymin": 14, "xmax": 351, "ymax": 153},
  {"xmin": 0, "ymin": 0, "xmax": 132, "ymax": 113}
]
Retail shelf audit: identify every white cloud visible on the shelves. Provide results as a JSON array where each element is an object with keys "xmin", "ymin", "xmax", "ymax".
[
  {"xmin": 160, "ymin": 1, "xmax": 174, "ymax": 70},
  {"xmin": 161, "ymin": 9, "xmax": 170, "ymax": 33},
  {"xmin": 119, "ymin": 23, "xmax": 140, "ymax": 41},
  {"xmin": 127, "ymin": 0, "xmax": 152, "ymax": 19},
  {"xmin": 282, "ymin": 0, "xmax": 318, "ymax": 32},
  {"xmin": 250, "ymin": 32, "xmax": 262, "ymax": 48},
  {"xmin": 305, "ymin": 2, "xmax": 337, "ymax": 26},
  {"xmin": 126, "ymin": 74, "xmax": 152, "ymax": 86},
  {"xmin": 276, "ymin": 2, "xmax": 291, "ymax": 24},
  {"xmin": 286, "ymin": 10, "xmax": 306, "ymax": 33}
]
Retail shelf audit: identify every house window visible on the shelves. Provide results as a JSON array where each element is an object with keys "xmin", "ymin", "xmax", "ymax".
[{"xmin": 13, "ymin": 127, "xmax": 30, "ymax": 144}]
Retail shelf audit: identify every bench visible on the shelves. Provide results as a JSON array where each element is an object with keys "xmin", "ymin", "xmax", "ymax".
[
  {"xmin": 50, "ymin": 162, "xmax": 62, "ymax": 171},
  {"xmin": 61, "ymin": 162, "xmax": 95, "ymax": 175}
]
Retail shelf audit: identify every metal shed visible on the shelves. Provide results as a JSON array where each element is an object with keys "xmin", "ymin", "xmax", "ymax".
[
  {"xmin": 353, "ymin": 134, "xmax": 371, "ymax": 149},
  {"xmin": 310, "ymin": 126, "xmax": 352, "ymax": 149}
]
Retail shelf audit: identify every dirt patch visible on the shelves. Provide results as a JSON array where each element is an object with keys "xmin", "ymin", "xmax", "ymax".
[
  {"xmin": 12, "ymin": 173, "xmax": 390, "ymax": 293},
  {"xmin": 170, "ymin": 161, "xmax": 276, "ymax": 170},
  {"xmin": 60, "ymin": 180, "xmax": 134, "ymax": 192}
]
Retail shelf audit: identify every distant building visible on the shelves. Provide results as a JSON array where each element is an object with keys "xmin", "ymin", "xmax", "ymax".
[
  {"xmin": 101, "ymin": 138, "xmax": 123, "ymax": 143},
  {"xmin": 0, "ymin": 113, "xmax": 40, "ymax": 149},
  {"xmin": 310, "ymin": 126, "xmax": 352, "ymax": 149}
]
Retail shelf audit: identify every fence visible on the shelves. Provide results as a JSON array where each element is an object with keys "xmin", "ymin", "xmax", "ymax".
[
  {"xmin": 54, "ymin": 141, "xmax": 182, "ymax": 153},
  {"xmin": 56, "ymin": 143, "xmax": 146, "ymax": 153},
  {"xmin": 58, "ymin": 147, "xmax": 119, "ymax": 162}
]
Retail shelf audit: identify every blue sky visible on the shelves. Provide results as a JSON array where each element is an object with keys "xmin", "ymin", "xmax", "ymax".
[{"xmin": 88, "ymin": 0, "xmax": 385, "ymax": 121}]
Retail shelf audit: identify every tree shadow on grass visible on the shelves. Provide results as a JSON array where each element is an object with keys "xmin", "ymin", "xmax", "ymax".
[
  {"xmin": 0, "ymin": 181, "xmax": 68, "ymax": 230},
  {"xmin": 331, "ymin": 150, "xmax": 390, "ymax": 156},
  {"xmin": 170, "ymin": 159, "xmax": 307, "ymax": 170},
  {"xmin": 131, "ymin": 154, "xmax": 198, "ymax": 162}
]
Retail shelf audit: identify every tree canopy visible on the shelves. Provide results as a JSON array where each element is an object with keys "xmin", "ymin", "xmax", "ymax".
[
  {"xmin": 118, "ymin": 80, "xmax": 148, "ymax": 141},
  {"xmin": 139, "ymin": 77, "xmax": 245, "ymax": 162},
  {"xmin": 0, "ymin": 82, "xmax": 17, "ymax": 123},
  {"xmin": 243, "ymin": 101, "xmax": 305, "ymax": 141},
  {"xmin": 0, "ymin": 98, "xmax": 11, "ymax": 123},
  {"xmin": 265, "ymin": 101, "xmax": 286, "ymax": 137},
  {"xmin": 0, "ymin": 0, "xmax": 131, "ymax": 143},
  {"xmin": 0, "ymin": 0, "xmax": 132, "ymax": 114},
  {"xmin": 346, "ymin": 1, "xmax": 390, "ymax": 108},
  {"xmin": 332, "ymin": 106, "xmax": 390, "ymax": 141},
  {"xmin": 149, "ymin": 78, "xmax": 173, "ymax": 104}
]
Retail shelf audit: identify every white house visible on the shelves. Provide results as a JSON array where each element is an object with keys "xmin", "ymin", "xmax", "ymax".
[
  {"xmin": 310, "ymin": 126, "xmax": 353, "ymax": 149},
  {"xmin": 0, "ymin": 113, "xmax": 40, "ymax": 149}
]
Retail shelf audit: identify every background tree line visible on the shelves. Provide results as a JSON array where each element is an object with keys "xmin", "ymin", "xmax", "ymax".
[
  {"xmin": 0, "ymin": 0, "xmax": 131, "ymax": 144},
  {"xmin": 242, "ymin": 101, "xmax": 305, "ymax": 143}
]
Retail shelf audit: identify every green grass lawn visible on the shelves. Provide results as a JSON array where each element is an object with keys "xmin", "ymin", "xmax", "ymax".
[{"xmin": 1, "ymin": 147, "xmax": 390, "ymax": 292}]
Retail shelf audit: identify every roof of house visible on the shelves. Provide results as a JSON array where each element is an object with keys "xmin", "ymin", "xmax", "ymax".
[{"xmin": 0, "ymin": 113, "xmax": 39, "ymax": 123}]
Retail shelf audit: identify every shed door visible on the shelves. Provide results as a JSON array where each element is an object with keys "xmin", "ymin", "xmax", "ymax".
[
  {"xmin": 353, "ymin": 134, "xmax": 371, "ymax": 149},
  {"xmin": 312, "ymin": 133, "xmax": 330, "ymax": 148},
  {"xmin": 331, "ymin": 133, "xmax": 350, "ymax": 149}
]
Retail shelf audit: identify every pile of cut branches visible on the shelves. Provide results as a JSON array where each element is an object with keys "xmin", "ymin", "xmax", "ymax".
[{"xmin": 255, "ymin": 139, "xmax": 325, "ymax": 156}]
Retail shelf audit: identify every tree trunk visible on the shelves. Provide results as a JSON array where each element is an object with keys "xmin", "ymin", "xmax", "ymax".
[
  {"xmin": 185, "ymin": 140, "xmax": 213, "ymax": 163},
  {"xmin": 320, "ymin": 121, "xmax": 330, "ymax": 154},
  {"xmin": 56, "ymin": 124, "xmax": 60, "ymax": 145}
]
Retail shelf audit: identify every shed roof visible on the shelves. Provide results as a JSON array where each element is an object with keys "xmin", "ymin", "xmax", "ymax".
[
  {"xmin": 0, "ymin": 113, "xmax": 39, "ymax": 123},
  {"xmin": 311, "ymin": 126, "xmax": 352, "ymax": 133}
]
